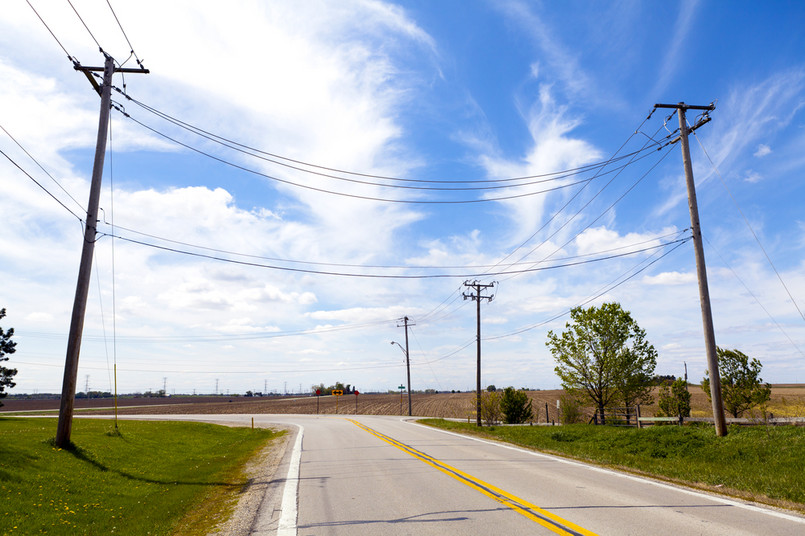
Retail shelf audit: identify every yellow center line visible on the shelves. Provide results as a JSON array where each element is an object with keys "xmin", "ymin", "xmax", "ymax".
[{"xmin": 348, "ymin": 419, "xmax": 598, "ymax": 536}]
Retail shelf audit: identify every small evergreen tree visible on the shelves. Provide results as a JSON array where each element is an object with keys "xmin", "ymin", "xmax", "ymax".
[
  {"xmin": 500, "ymin": 387, "xmax": 533, "ymax": 424},
  {"xmin": 0, "ymin": 308, "xmax": 18, "ymax": 406}
]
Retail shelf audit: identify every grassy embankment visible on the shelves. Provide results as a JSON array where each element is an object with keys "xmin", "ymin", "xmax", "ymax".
[
  {"xmin": 0, "ymin": 417, "xmax": 282, "ymax": 535},
  {"xmin": 421, "ymin": 419, "xmax": 805, "ymax": 512}
]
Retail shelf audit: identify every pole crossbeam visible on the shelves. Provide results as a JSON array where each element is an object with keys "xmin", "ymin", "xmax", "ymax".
[{"xmin": 463, "ymin": 280, "xmax": 495, "ymax": 426}]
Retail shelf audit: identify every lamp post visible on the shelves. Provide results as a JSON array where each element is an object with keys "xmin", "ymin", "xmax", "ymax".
[{"xmin": 391, "ymin": 341, "xmax": 412, "ymax": 416}]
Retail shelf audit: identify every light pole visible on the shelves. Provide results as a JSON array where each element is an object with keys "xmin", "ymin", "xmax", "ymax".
[{"xmin": 391, "ymin": 341, "xmax": 412, "ymax": 416}]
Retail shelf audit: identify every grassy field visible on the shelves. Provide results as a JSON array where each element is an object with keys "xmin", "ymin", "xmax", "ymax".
[
  {"xmin": 0, "ymin": 417, "xmax": 282, "ymax": 536},
  {"xmin": 422, "ymin": 419, "xmax": 805, "ymax": 512}
]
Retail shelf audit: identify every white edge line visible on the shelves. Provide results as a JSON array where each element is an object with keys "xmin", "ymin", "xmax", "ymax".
[
  {"xmin": 277, "ymin": 424, "xmax": 303, "ymax": 536},
  {"xmin": 408, "ymin": 420, "xmax": 805, "ymax": 525}
]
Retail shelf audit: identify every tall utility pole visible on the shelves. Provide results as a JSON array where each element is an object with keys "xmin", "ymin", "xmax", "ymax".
[
  {"xmin": 655, "ymin": 102, "xmax": 727, "ymax": 437},
  {"xmin": 56, "ymin": 55, "xmax": 149, "ymax": 448},
  {"xmin": 396, "ymin": 316, "xmax": 414, "ymax": 416},
  {"xmin": 463, "ymin": 280, "xmax": 495, "ymax": 426}
]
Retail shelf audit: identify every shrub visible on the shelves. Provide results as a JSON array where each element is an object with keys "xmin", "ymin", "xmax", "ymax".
[
  {"xmin": 501, "ymin": 387, "xmax": 533, "ymax": 424},
  {"xmin": 559, "ymin": 395, "xmax": 584, "ymax": 424},
  {"xmin": 657, "ymin": 378, "xmax": 691, "ymax": 418},
  {"xmin": 479, "ymin": 390, "xmax": 502, "ymax": 425}
]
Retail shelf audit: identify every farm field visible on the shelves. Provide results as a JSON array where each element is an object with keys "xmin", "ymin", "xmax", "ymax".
[{"xmin": 4, "ymin": 385, "xmax": 804, "ymax": 420}]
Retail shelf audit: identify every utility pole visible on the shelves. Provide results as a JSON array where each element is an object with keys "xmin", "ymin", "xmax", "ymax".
[
  {"xmin": 163, "ymin": 377, "xmax": 167, "ymax": 397},
  {"xmin": 396, "ymin": 316, "xmax": 414, "ymax": 416},
  {"xmin": 655, "ymin": 102, "xmax": 727, "ymax": 437},
  {"xmin": 56, "ymin": 55, "xmax": 149, "ymax": 448},
  {"xmin": 463, "ymin": 280, "xmax": 495, "ymax": 426}
]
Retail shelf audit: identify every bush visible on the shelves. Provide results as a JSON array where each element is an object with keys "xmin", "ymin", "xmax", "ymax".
[
  {"xmin": 501, "ymin": 387, "xmax": 533, "ymax": 424},
  {"xmin": 479, "ymin": 390, "xmax": 502, "ymax": 425},
  {"xmin": 559, "ymin": 395, "xmax": 584, "ymax": 424},
  {"xmin": 657, "ymin": 378, "xmax": 691, "ymax": 418}
]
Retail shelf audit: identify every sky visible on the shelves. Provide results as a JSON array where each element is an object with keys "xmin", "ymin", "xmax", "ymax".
[{"xmin": 1, "ymin": 0, "xmax": 804, "ymax": 397}]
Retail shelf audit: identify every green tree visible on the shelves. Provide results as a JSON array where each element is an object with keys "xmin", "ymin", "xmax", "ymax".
[
  {"xmin": 546, "ymin": 302, "xmax": 657, "ymax": 424},
  {"xmin": 558, "ymin": 394, "xmax": 584, "ymax": 424},
  {"xmin": 0, "ymin": 308, "xmax": 18, "ymax": 406},
  {"xmin": 479, "ymin": 390, "xmax": 502, "ymax": 425},
  {"xmin": 500, "ymin": 387, "xmax": 533, "ymax": 424},
  {"xmin": 486, "ymin": 385, "xmax": 497, "ymax": 392},
  {"xmin": 702, "ymin": 347, "xmax": 771, "ymax": 418},
  {"xmin": 657, "ymin": 378, "xmax": 691, "ymax": 419}
]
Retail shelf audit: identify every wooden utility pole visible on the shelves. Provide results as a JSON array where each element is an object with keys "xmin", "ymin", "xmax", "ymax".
[
  {"xmin": 655, "ymin": 102, "xmax": 727, "ymax": 437},
  {"xmin": 463, "ymin": 280, "xmax": 495, "ymax": 426},
  {"xmin": 56, "ymin": 55, "xmax": 148, "ymax": 448},
  {"xmin": 397, "ymin": 316, "xmax": 414, "ymax": 416}
]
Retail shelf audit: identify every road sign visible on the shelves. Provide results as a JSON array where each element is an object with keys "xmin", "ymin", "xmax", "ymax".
[
  {"xmin": 354, "ymin": 390, "xmax": 359, "ymax": 395},
  {"xmin": 316, "ymin": 389, "xmax": 321, "ymax": 396},
  {"xmin": 398, "ymin": 385, "xmax": 405, "ymax": 390},
  {"xmin": 333, "ymin": 389, "xmax": 344, "ymax": 396}
]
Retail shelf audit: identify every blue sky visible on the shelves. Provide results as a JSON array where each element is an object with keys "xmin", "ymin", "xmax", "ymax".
[{"xmin": 1, "ymin": 0, "xmax": 804, "ymax": 397}]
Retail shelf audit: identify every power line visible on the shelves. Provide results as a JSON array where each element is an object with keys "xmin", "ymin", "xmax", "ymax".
[
  {"xmin": 101, "ymin": 229, "xmax": 691, "ymax": 279},
  {"xmin": 0, "ymin": 123, "xmax": 87, "ymax": 214},
  {"xmin": 483, "ymin": 237, "xmax": 691, "ymax": 341},
  {"xmin": 67, "ymin": 0, "xmax": 102, "ymax": 51},
  {"xmin": 25, "ymin": 0, "xmax": 78, "ymax": 64},
  {"xmin": 487, "ymin": 114, "xmax": 670, "ymax": 274},
  {"xmin": 113, "ymin": 103, "xmax": 599, "ymax": 204},
  {"xmin": 99, "ymin": 219, "xmax": 687, "ymax": 272},
  {"xmin": 105, "ymin": 0, "xmax": 145, "ymax": 70},
  {"xmin": 119, "ymin": 90, "xmax": 664, "ymax": 187},
  {"xmin": 692, "ymin": 130, "xmax": 805, "ymax": 323},
  {"xmin": 703, "ymin": 236, "xmax": 805, "ymax": 358},
  {"xmin": 0, "ymin": 148, "xmax": 84, "ymax": 222}
]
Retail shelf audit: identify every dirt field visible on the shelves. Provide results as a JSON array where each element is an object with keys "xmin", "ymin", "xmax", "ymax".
[{"xmin": 4, "ymin": 385, "xmax": 804, "ymax": 421}]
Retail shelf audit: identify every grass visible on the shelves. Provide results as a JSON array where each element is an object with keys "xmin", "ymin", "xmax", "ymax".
[
  {"xmin": 421, "ymin": 419, "xmax": 805, "ymax": 511},
  {"xmin": 0, "ymin": 417, "xmax": 282, "ymax": 535}
]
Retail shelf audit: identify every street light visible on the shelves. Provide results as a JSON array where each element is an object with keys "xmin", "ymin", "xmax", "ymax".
[{"xmin": 391, "ymin": 341, "xmax": 412, "ymax": 416}]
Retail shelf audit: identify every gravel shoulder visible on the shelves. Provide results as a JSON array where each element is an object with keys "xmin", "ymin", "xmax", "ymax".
[{"xmin": 206, "ymin": 424, "xmax": 294, "ymax": 536}]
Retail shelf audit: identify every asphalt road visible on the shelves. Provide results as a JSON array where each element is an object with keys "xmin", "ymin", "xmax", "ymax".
[{"xmin": 108, "ymin": 414, "xmax": 805, "ymax": 535}]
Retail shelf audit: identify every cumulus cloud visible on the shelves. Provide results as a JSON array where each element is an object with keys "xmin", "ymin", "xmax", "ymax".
[{"xmin": 754, "ymin": 144, "xmax": 772, "ymax": 157}]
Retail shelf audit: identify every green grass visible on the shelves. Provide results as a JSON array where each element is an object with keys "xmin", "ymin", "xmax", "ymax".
[
  {"xmin": 0, "ymin": 418, "xmax": 282, "ymax": 535},
  {"xmin": 421, "ymin": 419, "xmax": 805, "ymax": 510}
]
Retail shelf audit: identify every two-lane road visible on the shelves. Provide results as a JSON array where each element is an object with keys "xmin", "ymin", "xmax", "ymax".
[{"xmin": 110, "ymin": 414, "xmax": 805, "ymax": 535}]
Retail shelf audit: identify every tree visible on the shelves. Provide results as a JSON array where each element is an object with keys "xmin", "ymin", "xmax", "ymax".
[
  {"xmin": 0, "ymin": 308, "xmax": 18, "ymax": 407},
  {"xmin": 701, "ymin": 347, "xmax": 771, "ymax": 418},
  {"xmin": 479, "ymin": 390, "xmax": 502, "ymax": 425},
  {"xmin": 546, "ymin": 302, "xmax": 657, "ymax": 424},
  {"xmin": 486, "ymin": 385, "xmax": 497, "ymax": 392},
  {"xmin": 500, "ymin": 387, "xmax": 533, "ymax": 424},
  {"xmin": 657, "ymin": 378, "xmax": 691, "ymax": 419}
]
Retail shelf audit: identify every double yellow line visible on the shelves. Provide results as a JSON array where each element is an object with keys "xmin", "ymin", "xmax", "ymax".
[{"xmin": 348, "ymin": 419, "xmax": 598, "ymax": 536}]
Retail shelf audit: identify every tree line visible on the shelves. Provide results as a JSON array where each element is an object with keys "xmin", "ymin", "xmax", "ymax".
[{"xmin": 546, "ymin": 302, "xmax": 771, "ymax": 423}]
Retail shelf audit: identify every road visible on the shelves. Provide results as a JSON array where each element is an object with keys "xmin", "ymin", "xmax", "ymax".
[{"xmin": 110, "ymin": 414, "xmax": 805, "ymax": 535}]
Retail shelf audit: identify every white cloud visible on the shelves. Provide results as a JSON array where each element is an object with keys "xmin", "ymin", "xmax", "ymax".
[
  {"xmin": 754, "ymin": 144, "xmax": 772, "ymax": 157},
  {"xmin": 642, "ymin": 271, "xmax": 696, "ymax": 286}
]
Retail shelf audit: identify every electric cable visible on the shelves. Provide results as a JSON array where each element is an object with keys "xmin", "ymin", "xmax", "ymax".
[
  {"xmin": 113, "ymin": 103, "xmax": 597, "ymax": 204},
  {"xmin": 0, "ymin": 148, "xmax": 84, "ymax": 222},
  {"xmin": 692, "ymin": 130, "xmax": 805, "ymax": 323},
  {"xmin": 0, "ymin": 123, "xmax": 87, "ymax": 214},
  {"xmin": 487, "ymin": 114, "xmax": 668, "ymax": 274},
  {"xmin": 25, "ymin": 0, "xmax": 78, "ymax": 65},
  {"xmin": 119, "ymin": 90, "xmax": 664, "ymax": 187},
  {"xmin": 67, "ymin": 0, "xmax": 102, "ymax": 51},
  {"xmin": 483, "ymin": 237, "xmax": 691, "ymax": 341},
  {"xmin": 101, "ymin": 228, "xmax": 690, "ymax": 279}
]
